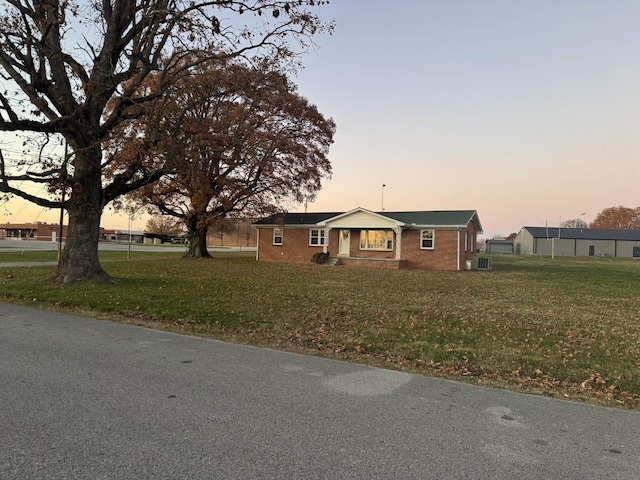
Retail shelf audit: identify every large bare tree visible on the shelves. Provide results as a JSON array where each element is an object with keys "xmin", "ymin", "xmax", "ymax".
[
  {"xmin": 0, "ymin": 0, "xmax": 331, "ymax": 282},
  {"xmin": 113, "ymin": 58, "xmax": 334, "ymax": 258}
]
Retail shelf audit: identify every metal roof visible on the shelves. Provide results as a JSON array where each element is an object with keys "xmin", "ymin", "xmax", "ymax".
[
  {"xmin": 521, "ymin": 226, "xmax": 640, "ymax": 241},
  {"xmin": 254, "ymin": 209, "xmax": 482, "ymax": 232},
  {"xmin": 486, "ymin": 239, "xmax": 514, "ymax": 244}
]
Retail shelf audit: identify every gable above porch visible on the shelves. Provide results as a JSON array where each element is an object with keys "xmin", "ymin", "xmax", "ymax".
[{"xmin": 317, "ymin": 207, "xmax": 405, "ymax": 229}]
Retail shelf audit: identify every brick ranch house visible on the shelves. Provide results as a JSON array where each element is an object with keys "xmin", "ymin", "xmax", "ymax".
[{"xmin": 254, "ymin": 207, "xmax": 483, "ymax": 271}]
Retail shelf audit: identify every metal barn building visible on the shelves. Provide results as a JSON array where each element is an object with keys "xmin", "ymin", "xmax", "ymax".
[{"xmin": 514, "ymin": 227, "xmax": 640, "ymax": 258}]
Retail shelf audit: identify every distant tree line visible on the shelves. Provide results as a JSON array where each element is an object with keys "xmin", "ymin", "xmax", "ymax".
[{"xmin": 563, "ymin": 206, "xmax": 640, "ymax": 230}]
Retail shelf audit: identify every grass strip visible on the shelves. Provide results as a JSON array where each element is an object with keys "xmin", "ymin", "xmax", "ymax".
[{"xmin": 1, "ymin": 254, "xmax": 639, "ymax": 408}]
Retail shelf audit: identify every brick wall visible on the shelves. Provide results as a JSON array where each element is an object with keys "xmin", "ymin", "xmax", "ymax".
[
  {"xmin": 339, "ymin": 257, "xmax": 406, "ymax": 269},
  {"xmin": 257, "ymin": 225, "xmax": 479, "ymax": 271},
  {"xmin": 400, "ymin": 227, "xmax": 478, "ymax": 271},
  {"xmin": 257, "ymin": 227, "xmax": 326, "ymax": 264},
  {"xmin": 401, "ymin": 229, "xmax": 456, "ymax": 270}
]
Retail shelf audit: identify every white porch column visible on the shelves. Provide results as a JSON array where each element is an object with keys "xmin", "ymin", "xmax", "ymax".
[
  {"xmin": 323, "ymin": 227, "xmax": 331, "ymax": 254},
  {"xmin": 394, "ymin": 227, "xmax": 403, "ymax": 260}
]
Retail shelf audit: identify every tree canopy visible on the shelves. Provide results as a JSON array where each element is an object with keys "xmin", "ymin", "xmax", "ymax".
[
  {"xmin": 145, "ymin": 215, "xmax": 183, "ymax": 236},
  {"xmin": 113, "ymin": 58, "xmax": 334, "ymax": 258},
  {"xmin": 590, "ymin": 206, "xmax": 640, "ymax": 230},
  {"xmin": 561, "ymin": 218, "xmax": 588, "ymax": 229},
  {"xmin": 0, "ymin": 0, "xmax": 331, "ymax": 282}
]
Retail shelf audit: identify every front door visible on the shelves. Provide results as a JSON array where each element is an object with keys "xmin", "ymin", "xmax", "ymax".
[{"xmin": 338, "ymin": 230, "xmax": 350, "ymax": 256}]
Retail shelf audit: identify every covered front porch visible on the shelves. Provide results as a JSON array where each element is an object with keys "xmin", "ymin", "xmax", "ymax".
[{"xmin": 319, "ymin": 210, "xmax": 406, "ymax": 264}]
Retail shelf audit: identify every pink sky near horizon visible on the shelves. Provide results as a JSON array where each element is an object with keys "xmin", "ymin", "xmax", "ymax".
[{"xmin": 2, "ymin": 1, "xmax": 639, "ymax": 238}]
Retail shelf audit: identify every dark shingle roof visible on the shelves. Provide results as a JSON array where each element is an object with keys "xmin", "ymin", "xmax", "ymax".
[
  {"xmin": 253, "ymin": 212, "xmax": 341, "ymax": 226},
  {"xmin": 381, "ymin": 210, "xmax": 479, "ymax": 227},
  {"xmin": 522, "ymin": 227, "xmax": 640, "ymax": 241},
  {"xmin": 254, "ymin": 209, "xmax": 482, "ymax": 231}
]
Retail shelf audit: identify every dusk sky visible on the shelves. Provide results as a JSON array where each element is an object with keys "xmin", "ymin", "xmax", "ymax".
[
  {"xmin": 297, "ymin": 0, "xmax": 639, "ymax": 237},
  {"xmin": 2, "ymin": 1, "xmax": 639, "ymax": 238}
]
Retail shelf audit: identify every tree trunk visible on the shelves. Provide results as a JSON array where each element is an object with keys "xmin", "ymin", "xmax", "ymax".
[
  {"xmin": 52, "ymin": 146, "xmax": 110, "ymax": 283},
  {"xmin": 186, "ymin": 227, "xmax": 212, "ymax": 258}
]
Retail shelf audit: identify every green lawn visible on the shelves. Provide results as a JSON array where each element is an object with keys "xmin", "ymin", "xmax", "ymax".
[{"xmin": 2, "ymin": 253, "xmax": 639, "ymax": 408}]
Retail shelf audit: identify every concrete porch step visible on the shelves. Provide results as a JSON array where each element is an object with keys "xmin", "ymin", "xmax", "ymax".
[{"xmin": 323, "ymin": 256, "xmax": 341, "ymax": 266}]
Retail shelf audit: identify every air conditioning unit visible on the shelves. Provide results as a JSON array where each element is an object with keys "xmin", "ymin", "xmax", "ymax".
[{"xmin": 471, "ymin": 256, "xmax": 492, "ymax": 271}]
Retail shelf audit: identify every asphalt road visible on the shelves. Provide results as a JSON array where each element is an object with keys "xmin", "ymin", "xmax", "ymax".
[
  {"xmin": 2, "ymin": 303, "xmax": 639, "ymax": 479},
  {"xmin": 0, "ymin": 240, "xmax": 255, "ymax": 268},
  {"xmin": 0, "ymin": 239, "xmax": 179, "ymax": 253},
  {"xmin": 0, "ymin": 239, "xmax": 255, "ymax": 253}
]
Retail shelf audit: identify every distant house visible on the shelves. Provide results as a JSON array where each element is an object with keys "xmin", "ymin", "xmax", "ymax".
[
  {"xmin": 102, "ymin": 229, "xmax": 190, "ymax": 244},
  {"xmin": 514, "ymin": 227, "xmax": 640, "ymax": 258},
  {"xmin": 101, "ymin": 229, "xmax": 146, "ymax": 243},
  {"xmin": 485, "ymin": 239, "xmax": 514, "ymax": 254},
  {"xmin": 254, "ymin": 207, "xmax": 483, "ymax": 271},
  {"xmin": 0, "ymin": 222, "xmax": 69, "ymax": 241},
  {"xmin": 101, "ymin": 229, "xmax": 119, "ymax": 242}
]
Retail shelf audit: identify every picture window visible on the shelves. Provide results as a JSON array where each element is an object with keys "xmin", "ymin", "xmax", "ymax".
[{"xmin": 359, "ymin": 230, "xmax": 393, "ymax": 251}]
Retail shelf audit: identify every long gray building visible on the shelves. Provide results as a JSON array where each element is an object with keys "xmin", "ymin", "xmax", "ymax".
[{"xmin": 514, "ymin": 227, "xmax": 640, "ymax": 258}]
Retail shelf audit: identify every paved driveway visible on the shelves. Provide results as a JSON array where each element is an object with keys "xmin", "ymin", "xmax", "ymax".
[{"xmin": 1, "ymin": 303, "xmax": 639, "ymax": 479}]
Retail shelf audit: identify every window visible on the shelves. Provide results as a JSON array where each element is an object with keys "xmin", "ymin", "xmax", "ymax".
[
  {"xmin": 273, "ymin": 228, "xmax": 283, "ymax": 245},
  {"xmin": 420, "ymin": 229, "xmax": 434, "ymax": 249},
  {"xmin": 309, "ymin": 229, "xmax": 325, "ymax": 246},
  {"xmin": 360, "ymin": 230, "xmax": 393, "ymax": 250},
  {"xmin": 465, "ymin": 231, "xmax": 468, "ymax": 252}
]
